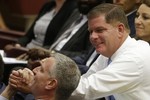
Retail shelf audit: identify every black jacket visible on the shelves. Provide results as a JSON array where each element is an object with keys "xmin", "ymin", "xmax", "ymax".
[{"xmin": 17, "ymin": 0, "xmax": 77, "ymax": 47}]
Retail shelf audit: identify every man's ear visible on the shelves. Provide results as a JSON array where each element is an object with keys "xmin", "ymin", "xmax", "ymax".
[
  {"xmin": 45, "ymin": 79, "xmax": 58, "ymax": 90},
  {"xmin": 117, "ymin": 23, "xmax": 125, "ymax": 38},
  {"xmin": 118, "ymin": 23, "xmax": 124, "ymax": 32}
]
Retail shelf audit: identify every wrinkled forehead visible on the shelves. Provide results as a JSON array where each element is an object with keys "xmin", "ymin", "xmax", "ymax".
[{"xmin": 41, "ymin": 57, "xmax": 55, "ymax": 65}]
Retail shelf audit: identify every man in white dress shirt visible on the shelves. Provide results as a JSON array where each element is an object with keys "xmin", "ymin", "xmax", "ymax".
[{"xmin": 69, "ymin": 3, "xmax": 150, "ymax": 100}]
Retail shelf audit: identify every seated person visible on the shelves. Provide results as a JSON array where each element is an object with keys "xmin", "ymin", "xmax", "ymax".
[
  {"xmin": 13, "ymin": 0, "xmax": 112, "ymax": 76},
  {"xmin": 49, "ymin": 0, "xmax": 113, "ymax": 58},
  {"xmin": 70, "ymin": 3, "xmax": 150, "ymax": 100},
  {"xmin": 70, "ymin": 0, "xmax": 142, "ymax": 74},
  {"xmin": 15, "ymin": 0, "xmax": 109, "ymax": 60},
  {"xmin": 135, "ymin": 0, "xmax": 150, "ymax": 43},
  {"xmin": 0, "ymin": 53, "xmax": 81, "ymax": 100},
  {"xmin": 113, "ymin": 0, "xmax": 142, "ymax": 37},
  {"xmin": 4, "ymin": 0, "xmax": 77, "ymax": 54}
]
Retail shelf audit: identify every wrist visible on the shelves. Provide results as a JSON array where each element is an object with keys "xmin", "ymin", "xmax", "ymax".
[{"xmin": 1, "ymin": 85, "xmax": 16, "ymax": 99}]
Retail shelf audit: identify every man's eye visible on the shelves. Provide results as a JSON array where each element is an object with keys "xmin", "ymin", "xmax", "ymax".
[
  {"xmin": 95, "ymin": 28, "xmax": 106, "ymax": 33},
  {"xmin": 143, "ymin": 15, "xmax": 150, "ymax": 20},
  {"xmin": 96, "ymin": 29, "xmax": 103, "ymax": 33}
]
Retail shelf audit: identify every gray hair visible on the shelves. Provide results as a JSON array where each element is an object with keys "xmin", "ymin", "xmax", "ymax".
[{"xmin": 50, "ymin": 52, "xmax": 81, "ymax": 100}]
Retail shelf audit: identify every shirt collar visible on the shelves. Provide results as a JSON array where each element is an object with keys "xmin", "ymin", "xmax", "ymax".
[{"xmin": 111, "ymin": 36, "xmax": 135, "ymax": 61}]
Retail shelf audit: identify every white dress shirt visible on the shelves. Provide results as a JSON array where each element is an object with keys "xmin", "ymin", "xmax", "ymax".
[
  {"xmin": 0, "ymin": 95, "xmax": 8, "ymax": 100},
  {"xmin": 70, "ymin": 36, "xmax": 150, "ymax": 100}
]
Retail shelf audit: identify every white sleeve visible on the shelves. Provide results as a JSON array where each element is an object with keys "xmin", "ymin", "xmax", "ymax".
[
  {"xmin": 0, "ymin": 95, "xmax": 8, "ymax": 100},
  {"xmin": 70, "ymin": 56, "xmax": 142, "ymax": 100}
]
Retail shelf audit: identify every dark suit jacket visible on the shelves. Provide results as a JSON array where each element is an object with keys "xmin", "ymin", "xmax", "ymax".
[
  {"xmin": 127, "ymin": 10, "xmax": 136, "ymax": 38},
  {"xmin": 52, "ymin": 9, "xmax": 92, "ymax": 58},
  {"xmin": 59, "ymin": 22, "xmax": 91, "ymax": 58},
  {"xmin": 72, "ymin": 47, "xmax": 99, "ymax": 75},
  {"xmin": 17, "ymin": 0, "xmax": 77, "ymax": 47}
]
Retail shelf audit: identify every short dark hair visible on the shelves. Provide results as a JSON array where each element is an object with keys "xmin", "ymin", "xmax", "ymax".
[{"xmin": 88, "ymin": 3, "xmax": 130, "ymax": 30}]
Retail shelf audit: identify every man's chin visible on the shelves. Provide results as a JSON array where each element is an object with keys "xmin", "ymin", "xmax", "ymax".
[
  {"xmin": 95, "ymin": 46, "xmax": 102, "ymax": 51},
  {"xmin": 95, "ymin": 48, "xmax": 102, "ymax": 54}
]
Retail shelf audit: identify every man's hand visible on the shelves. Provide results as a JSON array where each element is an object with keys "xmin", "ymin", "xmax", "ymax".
[
  {"xmin": 16, "ymin": 53, "xmax": 29, "ymax": 60},
  {"xmin": 9, "ymin": 68, "xmax": 34, "ymax": 93}
]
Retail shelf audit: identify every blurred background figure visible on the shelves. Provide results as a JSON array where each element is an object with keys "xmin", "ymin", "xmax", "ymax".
[
  {"xmin": 16, "ymin": 0, "xmax": 113, "ymax": 74},
  {"xmin": 113, "ymin": 0, "xmax": 142, "ymax": 37},
  {"xmin": 5, "ymin": 0, "xmax": 110, "ymax": 59},
  {"xmin": 135, "ymin": 0, "xmax": 150, "ymax": 43},
  {"xmin": 4, "ymin": 0, "xmax": 77, "ymax": 53}
]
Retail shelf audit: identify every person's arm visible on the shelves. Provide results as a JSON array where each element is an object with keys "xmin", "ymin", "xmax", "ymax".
[
  {"xmin": 9, "ymin": 69, "xmax": 33, "ymax": 94},
  {"xmin": 0, "ymin": 85, "xmax": 16, "ymax": 100},
  {"xmin": 70, "ymin": 55, "xmax": 142, "ymax": 99}
]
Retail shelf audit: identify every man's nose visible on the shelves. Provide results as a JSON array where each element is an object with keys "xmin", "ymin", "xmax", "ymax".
[{"xmin": 90, "ymin": 31, "xmax": 98, "ymax": 39}]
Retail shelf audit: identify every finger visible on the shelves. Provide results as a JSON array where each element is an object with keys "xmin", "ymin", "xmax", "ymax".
[
  {"xmin": 9, "ymin": 73, "xmax": 22, "ymax": 81},
  {"xmin": 22, "ymin": 68, "xmax": 34, "ymax": 83},
  {"xmin": 9, "ymin": 79, "xmax": 18, "ymax": 88},
  {"xmin": 10, "ymin": 70, "xmax": 23, "ymax": 81},
  {"xmin": 18, "ymin": 69, "xmax": 24, "ymax": 78},
  {"xmin": 16, "ymin": 53, "xmax": 27, "ymax": 60},
  {"xmin": 9, "ymin": 72, "xmax": 23, "ymax": 88},
  {"xmin": 23, "ymin": 54, "xmax": 29, "ymax": 60},
  {"xmin": 10, "ymin": 70, "xmax": 19, "ymax": 77},
  {"xmin": 23, "ymin": 68, "xmax": 34, "ymax": 76},
  {"xmin": 9, "ymin": 75, "xmax": 23, "ymax": 89}
]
